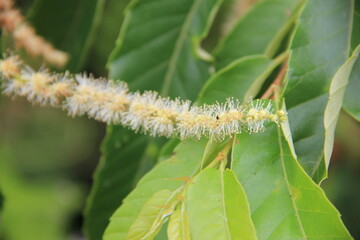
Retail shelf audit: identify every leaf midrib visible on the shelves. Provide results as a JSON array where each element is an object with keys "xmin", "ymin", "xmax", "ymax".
[
  {"xmin": 277, "ymin": 126, "xmax": 307, "ymax": 239},
  {"xmin": 140, "ymin": 189, "xmax": 180, "ymax": 239},
  {"xmin": 220, "ymin": 170, "xmax": 232, "ymax": 240},
  {"xmin": 119, "ymin": 145, "xmax": 207, "ymax": 238},
  {"xmin": 160, "ymin": 0, "xmax": 203, "ymax": 96},
  {"xmin": 180, "ymin": 202, "xmax": 189, "ymax": 240}
]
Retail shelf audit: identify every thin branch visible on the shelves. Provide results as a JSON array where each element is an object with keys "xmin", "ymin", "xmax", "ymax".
[{"xmin": 261, "ymin": 61, "xmax": 288, "ymax": 99}]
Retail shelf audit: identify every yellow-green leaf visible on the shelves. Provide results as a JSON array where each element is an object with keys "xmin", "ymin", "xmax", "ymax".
[
  {"xmin": 84, "ymin": 127, "xmax": 161, "ymax": 240},
  {"xmin": 127, "ymin": 189, "xmax": 178, "ymax": 240},
  {"xmin": 103, "ymin": 139, "xmax": 208, "ymax": 240},
  {"xmin": 167, "ymin": 204, "xmax": 191, "ymax": 240},
  {"xmin": 186, "ymin": 168, "xmax": 257, "ymax": 240}
]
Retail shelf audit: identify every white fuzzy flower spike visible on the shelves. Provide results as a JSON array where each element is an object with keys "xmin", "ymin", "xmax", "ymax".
[{"xmin": 0, "ymin": 55, "xmax": 287, "ymax": 140}]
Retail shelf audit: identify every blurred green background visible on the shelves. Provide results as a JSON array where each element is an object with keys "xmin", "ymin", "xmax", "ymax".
[{"xmin": 0, "ymin": 0, "xmax": 359, "ymax": 239}]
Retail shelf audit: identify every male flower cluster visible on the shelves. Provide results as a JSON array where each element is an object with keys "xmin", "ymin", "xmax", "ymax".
[{"xmin": 0, "ymin": 55, "xmax": 287, "ymax": 140}]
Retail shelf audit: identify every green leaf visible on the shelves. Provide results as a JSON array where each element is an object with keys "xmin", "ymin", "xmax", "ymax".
[
  {"xmin": 200, "ymin": 137, "xmax": 232, "ymax": 169},
  {"xmin": 344, "ymin": 1, "xmax": 360, "ymax": 121},
  {"xmin": 324, "ymin": 46, "xmax": 360, "ymax": 168},
  {"xmin": 214, "ymin": 0, "xmax": 302, "ymax": 68},
  {"xmin": 85, "ymin": 0, "xmax": 131, "ymax": 75},
  {"xmin": 84, "ymin": 126, "xmax": 152, "ymax": 240},
  {"xmin": 103, "ymin": 139, "xmax": 208, "ymax": 240},
  {"xmin": 89, "ymin": 1, "xmax": 223, "ymax": 238},
  {"xmin": 85, "ymin": 127, "xmax": 166, "ymax": 240},
  {"xmin": 282, "ymin": 0, "xmax": 353, "ymax": 181},
  {"xmin": 232, "ymin": 116, "xmax": 352, "ymax": 240},
  {"xmin": 127, "ymin": 189, "xmax": 178, "ymax": 240},
  {"xmin": 108, "ymin": 0, "xmax": 223, "ymax": 99},
  {"xmin": 343, "ymin": 48, "xmax": 360, "ymax": 121},
  {"xmin": 222, "ymin": 169, "xmax": 258, "ymax": 240},
  {"xmin": 27, "ymin": 0, "xmax": 104, "ymax": 71},
  {"xmin": 167, "ymin": 203, "xmax": 191, "ymax": 240},
  {"xmin": 158, "ymin": 139, "xmax": 180, "ymax": 163},
  {"xmin": 186, "ymin": 168, "xmax": 257, "ymax": 240},
  {"xmin": 199, "ymin": 53, "xmax": 287, "ymax": 104},
  {"xmin": 154, "ymin": 221, "xmax": 169, "ymax": 240}
]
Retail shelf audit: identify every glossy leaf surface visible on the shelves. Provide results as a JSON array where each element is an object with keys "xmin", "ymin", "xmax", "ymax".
[
  {"xmin": 343, "ymin": 50, "xmax": 360, "ymax": 121},
  {"xmin": 199, "ymin": 54, "xmax": 285, "ymax": 104},
  {"xmin": 344, "ymin": 1, "xmax": 360, "ymax": 121},
  {"xmin": 127, "ymin": 189, "xmax": 177, "ymax": 240},
  {"xmin": 324, "ymin": 46, "xmax": 360, "ymax": 167},
  {"xmin": 214, "ymin": 0, "xmax": 301, "ymax": 68},
  {"xmin": 108, "ymin": 0, "xmax": 222, "ymax": 99},
  {"xmin": 283, "ymin": 0, "xmax": 353, "ymax": 181},
  {"xmin": 84, "ymin": 127, "xmax": 150, "ymax": 240},
  {"xmin": 186, "ymin": 168, "xmax": 257, "ymax": 240},
  {"xmin": 167, "ymin": 204, "xmax": 191, "ymax": 240},
  {"xmin": 232, "ymin": 121, "xmax": 352, "ymax": 240},
  {"xmin": 86, "ymin": 0, "xmax": 222, "ymax": 238},
  {"xmin": 158, "ymin": 139, "xmax": 180, "ymax": 163},
  {"xmin": 103, "ymin": 139, "xmax": 208, "ymax": 240}
]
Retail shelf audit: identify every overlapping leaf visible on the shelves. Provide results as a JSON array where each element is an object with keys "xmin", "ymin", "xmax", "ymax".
[
  {"xmin": 324, "ymin": 46, "xmax": 360, "ymax": 167},
  {"xmin": 232, "ymin": 119, "xmax": 352, "ymax": 240},
  {"xmin": 283, "ymin": 0, "xmax": 353, "ymax": 181},
  {"xmin": 158, "ymin": 139, "xmax": 180, "ymax": 163},
  {"xmin": 167, "ymin": 203, "xmax": 191, "ymax": 240},
  {"xmin": 103, "ymin": 139, "xmax": 208, "ymax": 240},
  {"xmin": 343, "ymin": 50, "xmax": 360, "ymax": 121},
  {"xmin": 154, "ymin": 223, "xmax": 169, "ymax": 240},
  {"xmin": 85, "ymin": 0, "xmax": 223, "ymax": 238},
  {"xmin": 200, "ymin": 137, "xmax": 232, "ymax": 169},
  {"xmin": 214, "ymin": 0, "xmax": 302, "ymax": 68},
  {"xmin": 343, "ymin": 0, "xmax": 360, "ymax": 121},
  {"xmin": 186, "ymin": 168, "xmax": 257, "ymax": 240},
  {"xmin": 127, "ymin": 189, "xmax": 178, "ymax": 240},
  {"xmin": 84, "ymin": 127, "xmax": 151, "ymax": 240},
  {"xmin": 199, "ymin": 54, "xmax": 286, "ymax": 104},
  {"xmin": 108, "ymin": 0, "xmax": 223, "ymax": 99},
  {"xmin": 28, "ymin": 0, "xmax": 104, "ymax": 71},
  {"xmin": 87, "ymin": 1, "xmax": 356, "ymax": 239}
]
